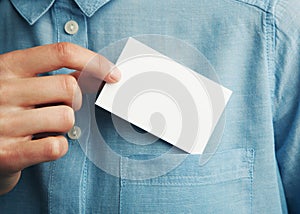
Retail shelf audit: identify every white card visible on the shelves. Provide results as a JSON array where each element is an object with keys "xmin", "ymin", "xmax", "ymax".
[{"xmin": 95, "ymin": 38, "xmax": 232, "ymax": 154}]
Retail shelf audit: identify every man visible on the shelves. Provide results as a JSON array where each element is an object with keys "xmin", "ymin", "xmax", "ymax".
[{"xmin": 0, "ymin": 0, "xmax": 299, "ymax": 213}]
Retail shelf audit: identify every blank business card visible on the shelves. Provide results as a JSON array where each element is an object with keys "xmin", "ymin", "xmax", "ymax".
[{"xmin": 95, "ymin": 38, "xmax": 232, "ymax": 154}]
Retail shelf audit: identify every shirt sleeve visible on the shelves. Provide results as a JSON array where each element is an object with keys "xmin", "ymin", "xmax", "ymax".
[{"xmin": 273, "ymin": 1, "xmax": 300, "ymax": 212}]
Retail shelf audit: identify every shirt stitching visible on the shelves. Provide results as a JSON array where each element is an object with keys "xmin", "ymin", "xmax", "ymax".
[
  {"xmin": 79, "ymin": 156, "xmax": 88, "ymax": 214},
  {"xmin": 232, "ymin": 0, "xmax": 269, "ymax": 12},
  {"xmin": 265, "ymin": 0, "xmax": 277, "ymax": 117},
  {"xmin": 48, "ymin": 161, "xmax": 56, "ymax": 214}
]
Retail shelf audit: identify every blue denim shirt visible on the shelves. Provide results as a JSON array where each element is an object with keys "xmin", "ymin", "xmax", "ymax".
[{"xmin": 0, "ymin": 0, "xmax": 299, "ymax": 213}]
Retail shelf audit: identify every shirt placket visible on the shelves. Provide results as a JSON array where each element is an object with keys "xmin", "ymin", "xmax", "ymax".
[{"xmin": 48, "ymin": 0, "xmax": 88, "ymax": 214}]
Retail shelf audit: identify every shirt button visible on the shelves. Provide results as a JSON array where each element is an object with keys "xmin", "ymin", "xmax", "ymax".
[
  {"xmin": 68, "ymin": 126, "xmax": 81, "ymax": 140},
  {"xmin": 64, "ymin": 20, "xmax": 79, "ymax": 35}
]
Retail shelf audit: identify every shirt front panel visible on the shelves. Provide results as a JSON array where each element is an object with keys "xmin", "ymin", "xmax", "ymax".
[{"xmin": 0, "ymin": 0, "xmax": 294, "ymax": 213}]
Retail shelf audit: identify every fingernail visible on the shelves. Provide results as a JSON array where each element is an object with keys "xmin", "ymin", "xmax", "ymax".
[{"xmin": 108, "ymin": 67, "xmax": 121, "ymax": 82}]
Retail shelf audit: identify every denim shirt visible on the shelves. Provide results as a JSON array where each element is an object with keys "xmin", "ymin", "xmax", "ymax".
[{"xmin": 0, "ymin": 0, "xmax": 299, "ymax": 213}]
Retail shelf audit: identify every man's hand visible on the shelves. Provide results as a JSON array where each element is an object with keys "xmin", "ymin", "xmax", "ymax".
[{"xmin": 0, "ymin": 42, "xmax": 120, "ymax": 195}]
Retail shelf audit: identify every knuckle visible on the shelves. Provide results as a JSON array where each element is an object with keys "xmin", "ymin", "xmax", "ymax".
[
  {"xmin": 54, "ymin": 42, "xmax": 74, "ymax": 65},
  {"xmin": 58, "ymin": 106, "xmax": 74, "ymax": 131},
  {"xmin": 60, "ymin": 75, "xmax": 77, "ymax": 97}
]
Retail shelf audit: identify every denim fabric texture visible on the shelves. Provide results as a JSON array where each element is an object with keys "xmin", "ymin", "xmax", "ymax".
[{"xmin": 0, "ymin": 0, "xmax": 299, "ymax": 213}]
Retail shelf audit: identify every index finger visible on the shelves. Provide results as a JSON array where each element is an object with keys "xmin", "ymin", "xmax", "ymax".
[{"xmin": 0, "ymin": 42, "xmax": 120, "ymax": 82}]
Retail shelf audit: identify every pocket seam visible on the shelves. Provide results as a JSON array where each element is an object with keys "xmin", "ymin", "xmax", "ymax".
[{"xmin": 122, "ymin": 148, "xmax": 255, "ymax": 186}]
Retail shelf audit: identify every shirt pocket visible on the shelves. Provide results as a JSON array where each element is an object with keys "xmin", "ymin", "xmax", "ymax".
[{"xmin": 119, "ymin": 148, "xmax": 254, "ymax": 214}]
